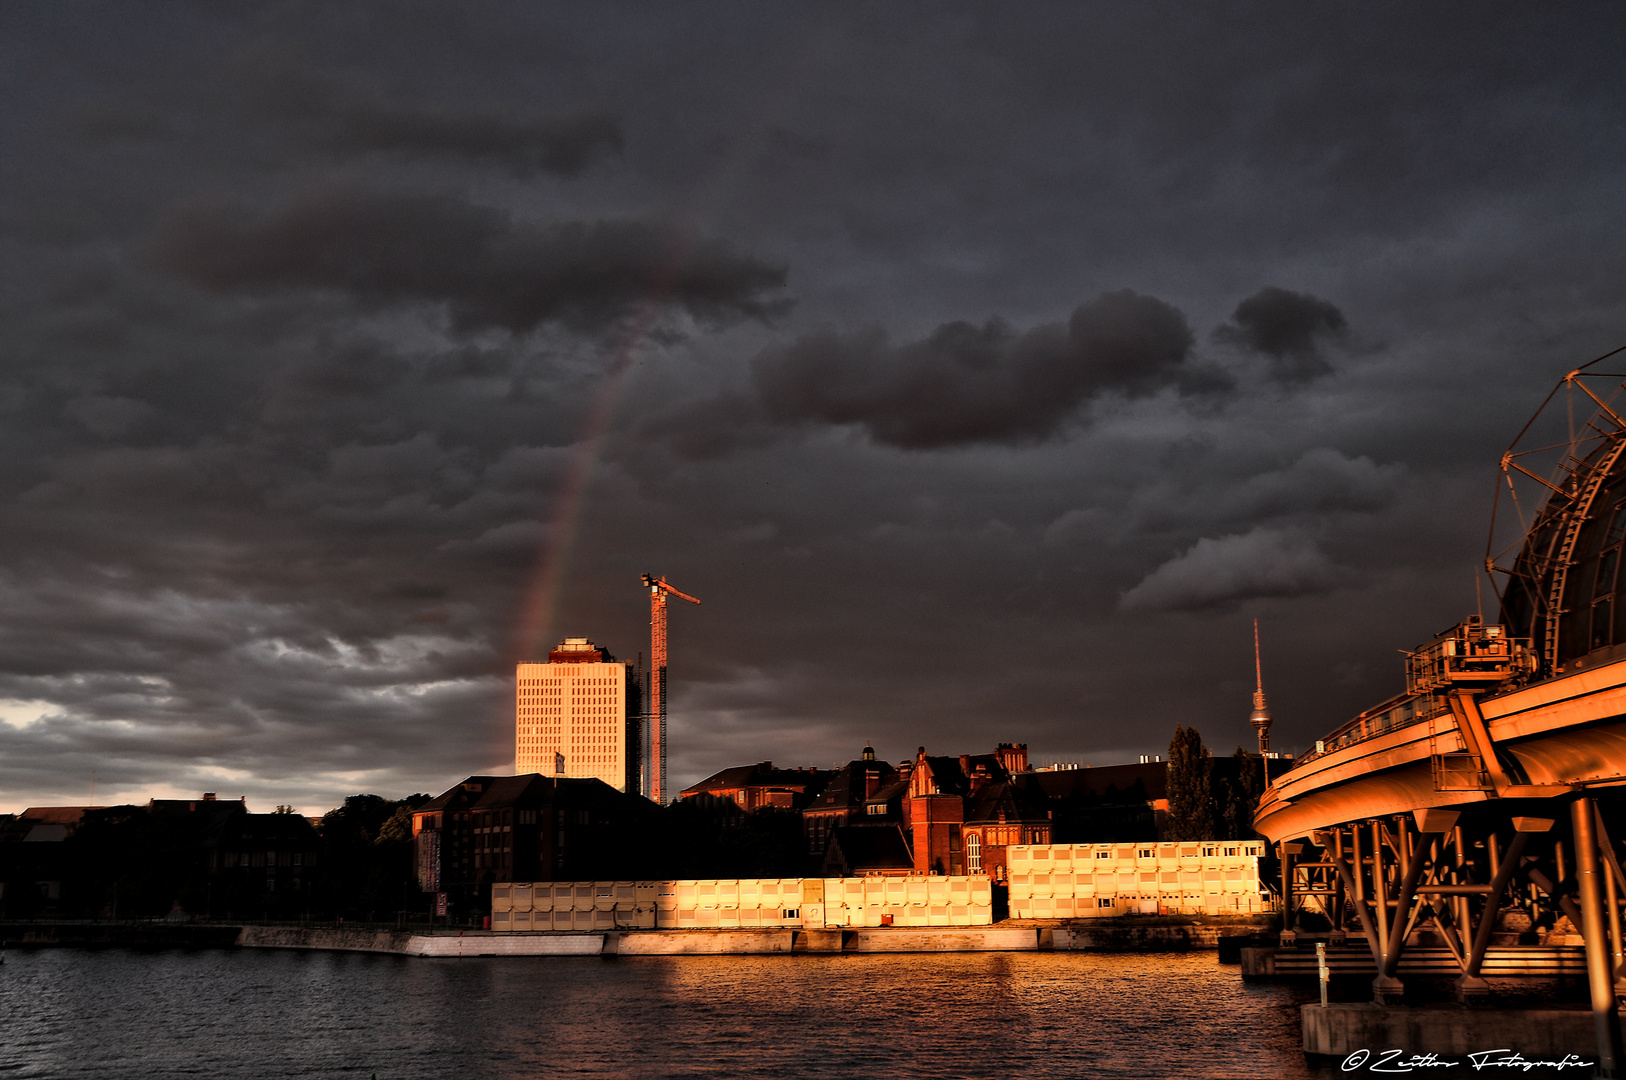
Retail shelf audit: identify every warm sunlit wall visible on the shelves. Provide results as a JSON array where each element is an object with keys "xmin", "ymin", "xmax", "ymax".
[
  {"xmin": 1008, "ymin": 841, "xmax": 1270, "ymax": 917},
  {"xmin": 515, "ymin": 659, "xmax": 635, "ymax": 793}
]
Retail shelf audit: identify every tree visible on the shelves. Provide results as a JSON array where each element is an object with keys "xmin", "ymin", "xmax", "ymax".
[
  {"xmin": 1219, "ymin": 747, "xmax": 1263, "ymax": 840},
  {"xmin": 1165, "ymin": 725, "xmax": 1215, "ymax": 841}
]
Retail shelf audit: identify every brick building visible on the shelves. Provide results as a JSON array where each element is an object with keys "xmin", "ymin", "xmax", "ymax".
[
  {"xmin": 797, "ymin": 742, "xmax": 1054, "ymax": 878},
  {"xmin": 903, "ymin": 744, "xmax": 1053, "ymax": 878}
]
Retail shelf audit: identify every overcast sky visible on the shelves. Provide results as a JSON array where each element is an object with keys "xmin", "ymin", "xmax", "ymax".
[{"xmin": 2, "ymin": 3, "xmax": 1624, "ymax": 814}]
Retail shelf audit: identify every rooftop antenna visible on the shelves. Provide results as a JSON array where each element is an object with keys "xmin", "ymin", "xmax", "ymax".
[{"xmin": 1249, "ymin": 617, "xmax": 1274, "ymax": 786}]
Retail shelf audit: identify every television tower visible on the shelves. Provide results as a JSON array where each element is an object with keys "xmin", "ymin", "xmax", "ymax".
[
  {"xmin": 641, "ymin": 574, "xmax": 700, "ymax": 804},
  {"xmin": 1249, "ymin": 616, "xmax": 1274, "ymax": 785}
]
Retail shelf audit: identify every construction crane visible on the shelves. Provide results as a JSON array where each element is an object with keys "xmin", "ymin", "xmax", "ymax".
[{"xmin": 641, "ymin": 574, "xmax": 700, "ymax": 804}]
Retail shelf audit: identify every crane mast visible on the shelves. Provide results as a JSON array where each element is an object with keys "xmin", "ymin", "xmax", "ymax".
[{"xmin": 641, "ymin": 574, "xmax": 700, "ymax": 803}]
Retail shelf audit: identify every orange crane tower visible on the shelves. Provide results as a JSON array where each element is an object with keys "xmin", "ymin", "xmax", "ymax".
[{"xmin": 641, "ymin": 574, "xmax": 700, "ymax": 803}]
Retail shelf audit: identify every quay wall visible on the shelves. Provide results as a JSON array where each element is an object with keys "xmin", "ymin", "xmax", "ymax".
[{"xmin": 232, "ymin": 922, "xmax": 1268, "ymax": 957}]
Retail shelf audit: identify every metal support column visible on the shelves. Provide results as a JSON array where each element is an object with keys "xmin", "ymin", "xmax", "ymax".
[
  {"xmin": 1280, "ymin": 841, "xmax": 1297, "ymax": 944},
  {"xmin": 1572, "ymin": 797, "xmax": 1624, "ymax": 1077}
]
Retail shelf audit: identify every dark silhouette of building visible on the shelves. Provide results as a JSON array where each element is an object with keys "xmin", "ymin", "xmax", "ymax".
[
  {"xmin": 204, "ymin": 810, "xmax": 321, "ymax": 895},
  {"xmin": 412, "ymin": 774, "xmax": 654, "ymax": 912},
  {"xmin": 680, "ymin": 761, "xmax": 830, "ymax": 814},
  {"xmin": 821, "ymin": 825, "xmax": 915, "ymax": 876},
  {"xmin": 802, "ymin": 744, "xmax": 904, "ymax": 856}
]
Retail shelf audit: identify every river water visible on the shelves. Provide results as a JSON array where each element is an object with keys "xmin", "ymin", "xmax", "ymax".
[{"xmin": 0, "ymin": 947, "xmax": 1326, "ymax": 1079}]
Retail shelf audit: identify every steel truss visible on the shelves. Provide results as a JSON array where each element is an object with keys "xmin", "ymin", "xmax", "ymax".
[
  {"xmin": 1279, "ymin": 798, "xmax": 1626, "ymax": 1071},
  {"xmin": 1487, "ymin": 346, "xmax": 1626, "ymax": 679}
]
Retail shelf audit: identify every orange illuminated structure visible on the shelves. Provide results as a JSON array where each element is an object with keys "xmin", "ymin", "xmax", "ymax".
[
  {"xmin": 1251, "ymin": 347, "xmax": 1626, "ymax": 1049},
  {"xmin": 641, "ymin": 574, "xmax": 700, "ymax": 804},
  {"xmin": 515, "ymin": 638, "xmax": 638, "ymax": 792}
]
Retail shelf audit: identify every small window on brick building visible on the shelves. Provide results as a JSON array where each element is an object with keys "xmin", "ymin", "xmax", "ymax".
[{"xmin": 966, "ymin": 834, "xmax": 982, "ymax": 874}]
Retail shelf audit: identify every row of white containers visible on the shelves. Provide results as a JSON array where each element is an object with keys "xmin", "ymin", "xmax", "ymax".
[
  {"xmin": 1007, "ymin": 842, "xmax": 1271, "ymax": 917},
  {"xmin": 491, "ymin": 876, "xmax": 995, "ymax": 931}
]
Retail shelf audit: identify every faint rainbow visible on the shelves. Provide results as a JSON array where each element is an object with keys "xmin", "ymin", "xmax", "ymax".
[
  {"xmin": 509, "ymin": 233, "xmax": 695, "ymax": 667},
  {"xmin": 508, "ymin": 30, "xmax": 827, "ymax": 671}
]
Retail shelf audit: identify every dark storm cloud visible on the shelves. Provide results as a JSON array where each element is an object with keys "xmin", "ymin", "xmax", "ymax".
[
  {"xmin": 302, "ymin": 101, "xmax": 621, "ymax": 177},
  {"xmin": 238, "ymin": 49, "xmax": 624, "ymax": 176},
  {"xmin": 147, "ymin": 188, "xmax": 789, "ymax": 334},
  {"xmin": 3, "ymin": 2, "xmax": 1625, "ymax": 813},
  {"xmin": 1214, "ymin": 287, "xmax": 1348, "ymax": 383},
  {"xmin": 635, "ymin": 392, "xmax": 782, "ymax": 461},
  {"xmin": 1121, "ymin": 448, "xmax": 1406, "ymax": 535},
  {"xmin": 1119, "ymin": 527, "xmax": 1355, "ymax": 612},
  {"xmin": 751, "ymin": 291, "xmax": 1206, "ymax": 449}
]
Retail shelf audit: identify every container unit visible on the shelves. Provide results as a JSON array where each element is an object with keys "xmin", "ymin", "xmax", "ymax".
[
  {"xmin": 490, "ymin": 875, "xmax": 995, "ymax": 930},
  {"xmin": 655, "ymin": 878, "xmax": 807, "ymax": 929},
  {"xmin": 820, "ymin": 875, "xmax": 993, "ymax": 927},
  {"xmin": 1007, "ymin": 842, "xmax": 1269, "ymax": 918},
  {"xmin": 491, "ymin": 881, "xmax": 657, "ymax": 931}
]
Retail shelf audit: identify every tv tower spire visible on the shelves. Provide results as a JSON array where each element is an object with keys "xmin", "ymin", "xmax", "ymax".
[{"xmin": 1249, "ymin": 617, "xmax": 1274, "ymax": 784}]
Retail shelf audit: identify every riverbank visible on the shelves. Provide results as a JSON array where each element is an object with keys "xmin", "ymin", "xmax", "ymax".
[
  {"xmin": 1, "ymin": 916, "xmax": 1272, "ymax": 956},
  {"xmin": 234, "ymin": 921, "xmax": 1270, "ymax": 956},
  {"xmin": 0, "ymin": 921, "xmax": 242, "ymax": 949}
]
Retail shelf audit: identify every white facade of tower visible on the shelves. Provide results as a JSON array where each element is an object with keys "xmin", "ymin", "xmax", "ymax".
[{"xmin": 515, "ymin": 638, "xmax": 636, "ymax": 793}]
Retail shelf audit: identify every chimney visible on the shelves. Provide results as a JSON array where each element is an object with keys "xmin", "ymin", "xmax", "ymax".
[
  {"xmin": 203, "ymin": 792, "xmax": 217, "ymax": 801},
  {"xmin": 995, "ymin": 743, "xmax": 1029, "ymax": 774}
]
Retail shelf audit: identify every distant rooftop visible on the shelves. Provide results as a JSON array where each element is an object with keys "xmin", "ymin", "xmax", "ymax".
[{"xmin": 546, "ymin": 637, "xmax": 616, "ymax": 664}]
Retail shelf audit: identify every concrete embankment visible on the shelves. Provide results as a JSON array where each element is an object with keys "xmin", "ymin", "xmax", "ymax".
[
  {"xmin": 233, "ymin": 922, "xmax": 1265, "ymax": 957},
  {"xmin": 1, "ymin": 921, "xmax": 242, "ymax": 948},
  {"xmin": 234, "ymin": 925, "xmax": 602, "ymax": 956},
  {"xmin": 1303, "ymin": 1002, "xmax": 1610, "ymax": 1061}
]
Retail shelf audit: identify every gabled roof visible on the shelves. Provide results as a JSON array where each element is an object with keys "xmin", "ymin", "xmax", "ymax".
[
  {"xmin": 18, "ymin": 806, "xmax": 93, "ymax": 826},
  {"xmin": 965, "ymin": 775, "xmax": 1052, "ymax": 826},
  {"xmin": 415, "ymin": 774, "xmax": 651, "ymax": 817},
  {"xmin": 682, "ymin": 761, "xmax": 828, "ymax": 798},
  {"xmin": 912, "ymin": 753, "xmax": 1007, "ymax": 797},
  {"xmin": 805, "ymin": 758, "xmax": 898, "ymax": 812},
  {"xmin": 867, "ymin": 777, "xmax": 909, "ymax": 806}
]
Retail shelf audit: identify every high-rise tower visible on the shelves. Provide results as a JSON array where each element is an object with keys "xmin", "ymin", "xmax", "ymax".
[
  {"xmin": 515, "ymin": 638, "xmax": 640, "ymax": 793},
  {"xmin": 1248, "ymin": 617, "xmax": 1274, "ymax": 784}
]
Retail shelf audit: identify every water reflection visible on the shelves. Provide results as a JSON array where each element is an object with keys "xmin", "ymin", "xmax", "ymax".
[{"xmin": 0, "ymin": 948, "xmax": 1322, "ymax": 1078}]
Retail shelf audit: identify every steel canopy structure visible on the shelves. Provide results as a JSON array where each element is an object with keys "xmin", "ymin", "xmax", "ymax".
[{"xmin": 1250, "ymin": 347, "xmax": 1626, "ymax": 1065}]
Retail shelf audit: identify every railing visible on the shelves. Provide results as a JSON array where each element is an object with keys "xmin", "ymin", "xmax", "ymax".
[
  {"xmin": 1281, "ymin": 693, "xmax": 1443, "ymax": 773},
  {"xmin": 1278, "ymin": 619, "xmax": 1528, "ymax": 776}
]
